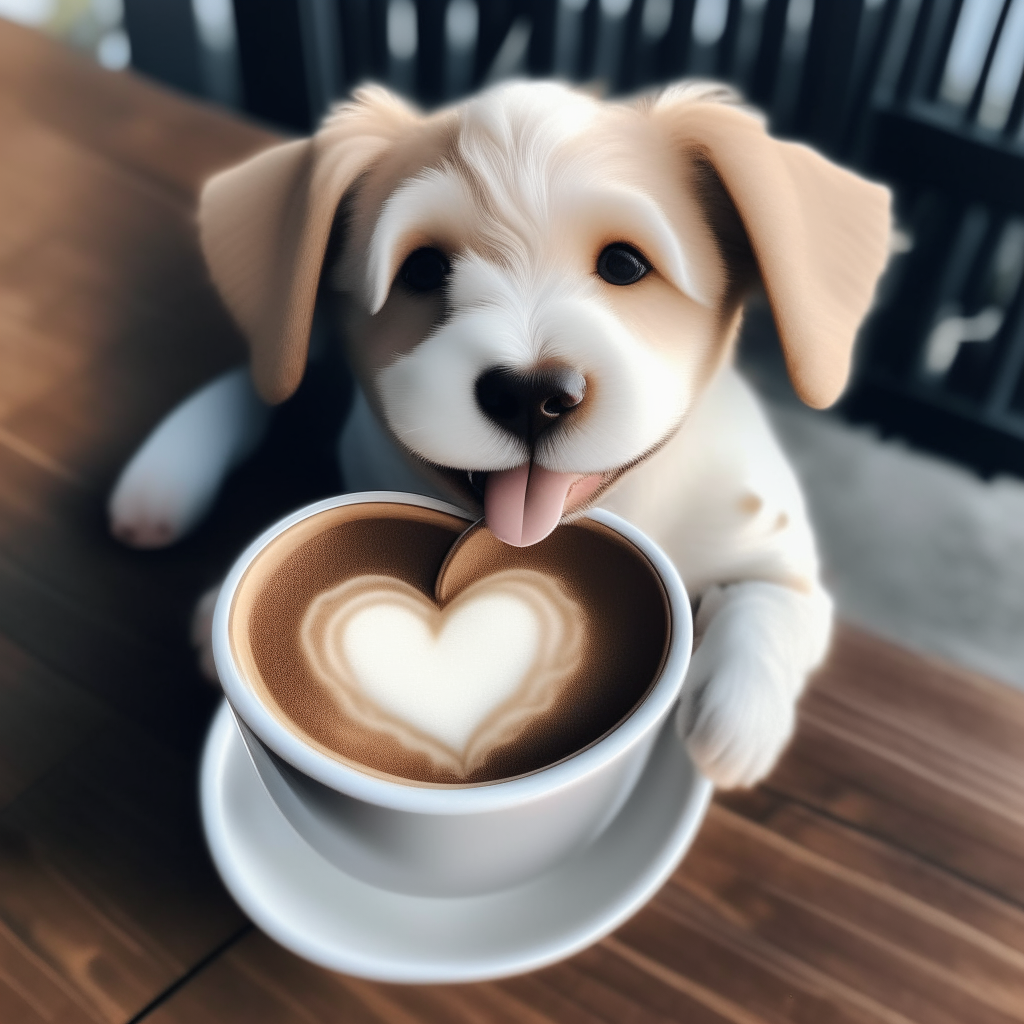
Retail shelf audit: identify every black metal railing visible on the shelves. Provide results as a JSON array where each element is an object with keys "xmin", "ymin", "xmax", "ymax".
[{"xmin": 845, "ymin": 0, "xmax": 1024, "ymax": 477}]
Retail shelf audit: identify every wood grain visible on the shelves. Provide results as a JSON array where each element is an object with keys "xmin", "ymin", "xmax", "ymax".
[
  {"xmin": 0, "ymin": 17, "xmax": 1022, "ymax": 1024},
  {"xmin": 765, "ymin": 630, "xmax": 1024, "ymax": 906}
]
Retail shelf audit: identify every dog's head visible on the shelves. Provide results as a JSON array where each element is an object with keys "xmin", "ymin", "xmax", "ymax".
[{"xmin": 199, "ymin": 81, "xmax": 890, "ymax": 546}]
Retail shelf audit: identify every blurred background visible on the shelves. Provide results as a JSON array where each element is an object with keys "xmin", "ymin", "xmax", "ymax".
[{"xmin": 4, "ymin": 0, "xmax": 1023, "ymax": 691}]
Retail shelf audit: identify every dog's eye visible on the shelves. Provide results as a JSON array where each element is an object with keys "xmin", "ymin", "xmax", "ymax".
[
  {"xmin": 597, "ymin": 244, "xmax": 650, "ymax": 286},
  {"xmin": 399, "ymin": 247, "xmax": 450, "ymax": 292}
]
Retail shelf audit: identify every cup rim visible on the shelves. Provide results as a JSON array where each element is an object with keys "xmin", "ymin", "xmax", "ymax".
[{"xmin": 212, "ymin": 491, "xmax": 692, "ymax": 815}]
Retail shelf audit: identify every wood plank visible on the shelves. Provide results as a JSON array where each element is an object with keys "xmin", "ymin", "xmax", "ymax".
[
  {"xmin": 0, "ymin": 373, "xmax": 345, "ymax": 751},
  {"xmin": 491, "ymin": 971, "xmax": 618, "ymax": 1024},
  {"xmin": 0, "ymin": 716, "xmax": 245, "ymax": 1023},
  {"xmin": 140, "ymin": 805, "xmax": 934, "ymax": 1024},
  {"xmin": 1, "ymin": 16, "xmax": 1024, "ymax": 1024},
  {"xmin": 0, "ymin": 16, "xmax": 330, "ymax": 1021},
  {"xmin": 767, "ymin": 626, "xmax": 1024, "ymax": 904},
  {"xmin": 0, "ymin": 22, "xmax": 276, "ymax": 203},
  {"xmin": 0, "ymin": 33, "xmax": 278, "ymax": 752},
  {"xmin": 0, "ymin": 104, "xmax": 126, "ymax": 423},
  {"xmin": 809, "ymin": 626, "xmax": 1024, "ymax": 765},
  {"xmin": 143, "ymin": 928, "xmax": 608, "ymax": 1024},
  {"xmin": 141, "ymin": 930, "xmax": 412, "ymax": 1024},
  {"xmin": 147, "ymin": 626, "xmax": 1024, "ymax": 1023},
  {"xmin": 541, "ymin": 946, "xmax": 732, "ymax": 1024},
  {"xmin": 0, "ymin": 913, "xmax": 113, "ymax": 1024},
  {"xmin": 0, "ymin": 26, "xmax": 341, "ymax": 751},
  {"xmin": 0, "ymin": 95, "xmax": 247, "ymax": 449},
  {"xmin": 611, "ymin": 893, "xmax": 886, "ymax": 1024},
  {"xmin": 671, "ymin": 806, "xmax": 1024, "ymax": 1023},
  {"xmin": 0, "ymin": 540, "xmax": 216, "ymax": 752},
  {"xmin": 720, "ymin": 790, "xmax": 1024, "ymax": 957},
  {"xmin": 0, "ymin": 632, "xmax": 107, "ymax": 810}
]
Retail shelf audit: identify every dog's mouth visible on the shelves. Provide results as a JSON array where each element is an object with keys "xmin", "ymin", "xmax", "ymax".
[{"xmin": 431, "ymin": 464, "xmax": 609, "ymax": 547}]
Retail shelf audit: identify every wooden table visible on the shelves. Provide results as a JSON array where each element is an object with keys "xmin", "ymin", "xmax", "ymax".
[{"xmin": 1, "ymin": 19, "xmax": 1022, "ymax": 1023}]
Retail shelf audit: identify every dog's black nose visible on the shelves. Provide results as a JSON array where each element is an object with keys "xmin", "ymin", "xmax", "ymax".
[{"xmin": 475, "ymin": 366, "xmax": 586, "ymax": 444}]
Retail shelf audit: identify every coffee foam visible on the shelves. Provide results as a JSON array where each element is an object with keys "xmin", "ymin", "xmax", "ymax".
[
  {"xmin": 300, "ymin": 569, "xmax": 584, "ymax": 776},
  {"xmin": 230, "ymin": 503, "xmax": 670, "ymax": 786}
]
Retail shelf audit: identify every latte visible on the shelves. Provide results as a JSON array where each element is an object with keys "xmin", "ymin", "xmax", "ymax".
[{"xmin": 229, "ymin": 502, "xmax": 669, "ymax": 785}]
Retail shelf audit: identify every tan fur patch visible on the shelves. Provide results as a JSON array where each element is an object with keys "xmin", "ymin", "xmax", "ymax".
[{"xmin": 738, "ymin": 492, "xmax": 763, "ymax": 515}]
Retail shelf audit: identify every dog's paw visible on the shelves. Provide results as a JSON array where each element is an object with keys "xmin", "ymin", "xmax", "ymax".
[
  {"xmin": 190, "ymin": 586, "xmax": 220, "ymax": 685},
  {"xmin": 109, "ymin": 459, "xmax": 218, "ymax": 548},
  {"xmin": 676, "ymin": 580, "xmax": 829, "ymax": 789},
  {"xmin": 679, "ymin": 658, "xmax": 796, "ymax": 788},
  {"xmin": 109, "ymin": 367, "xmax": 271, "ymax": 549}
]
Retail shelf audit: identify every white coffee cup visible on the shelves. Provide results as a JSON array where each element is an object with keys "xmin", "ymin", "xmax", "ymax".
[{"xmin": 212, "ymin": 492, "xmax": 692, "ymax": 897}]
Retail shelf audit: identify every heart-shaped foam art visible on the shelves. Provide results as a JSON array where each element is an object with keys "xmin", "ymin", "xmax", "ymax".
[
  {"xmin": 231, "ymin": 503, "xmax": 669, "ymax": 785},
  {"xmin": 299, "ymin": 570, "xmax": 583, "ymax": 777}
]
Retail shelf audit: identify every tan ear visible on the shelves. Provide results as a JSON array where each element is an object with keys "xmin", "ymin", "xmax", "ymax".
[
  {"xmin": 198, "ymin": 86, "xmax": 418, "ymax": 404},
  {"xmin": 652, "ymin": 89, "xmax": 892, "ymax": 409}
]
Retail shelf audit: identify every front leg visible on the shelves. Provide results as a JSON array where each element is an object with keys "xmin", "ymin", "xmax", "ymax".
[
  {"xmin": 109, "ymin": 366, "xmax": 270, "ymax": 547},
  {"xmin": 680, "ymin": 580, "xmax": 832, "ymax": 787},
  {"xmin": 602, "ymin": 366, "xmax": 832, "ymax": 788}
]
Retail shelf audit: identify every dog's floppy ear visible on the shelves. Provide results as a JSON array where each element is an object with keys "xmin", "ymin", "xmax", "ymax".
[
  {"xmin": 652, "ymin": 87, "xmax": 891, "ymax": 409},
  {"xmin": 198, "ymin": 86, "xmax": 417, "ymax": 404}
]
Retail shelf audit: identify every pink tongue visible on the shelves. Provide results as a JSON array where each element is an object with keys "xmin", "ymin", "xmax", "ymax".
[{"xmin": 484, "ymin": 464, "xmax": 581, "ymax": 547}]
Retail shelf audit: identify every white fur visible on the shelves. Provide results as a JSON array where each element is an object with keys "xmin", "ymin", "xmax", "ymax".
[
  {"xmin": 370, "ymin": 88, "xmax": 717, "ymax": 478},
  {"xmin": 113, "ymin": 82, "xmax": 835, "ymax": 789},
  {"xmin": 601, "ymin": 366, "xmax": 820, "ymax": 591},
  {"xmin": 109, "ymin": 367, "xmax": 270, "ymax": 548},
  {"xmin": 367, "ymin": 168, "xmax": 709, "ymax": 316},
  {"xmin": 678, "ymin": 578, "xmax": 832, "ymax": 787},
  {"xmin": 558, "ymin": 187, "xmax": 711, "ymax": 306},
  {"xmin": 371, "ymin": 363, "xmax": 832, "ymax": 788},
  {"xmin": 366, "ymin": 169, "xmax": 476, "ymax": 315},
  {"xmin": 602, "ymin": 367, "xmax": 832, "ymax": 786},
  {"xmin": 377, "ymin": 251, "xmax": 690, "ymax": 474},
  {"xmin": 340, "ymin": 387, "xmax": 448, "ymax": 497},
  {"xmin": 120, "ymin": 364, "xmax": 828, "ymax": 792}
]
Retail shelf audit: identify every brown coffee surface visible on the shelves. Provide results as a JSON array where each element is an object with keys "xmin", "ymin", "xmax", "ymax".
[{"xmin": 231, "ymin": 503, "xmax": 670, "ymax": 786}]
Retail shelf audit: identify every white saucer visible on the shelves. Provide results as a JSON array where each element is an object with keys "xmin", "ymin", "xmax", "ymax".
[{"xmin": 200, "ymin": 701, "xmax": 712, "ymax": 984}]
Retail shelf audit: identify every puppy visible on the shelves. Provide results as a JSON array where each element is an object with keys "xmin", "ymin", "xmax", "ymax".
[{"xmin": 110, "ymin": 80, "xmax": 891, "ymax": 788}]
